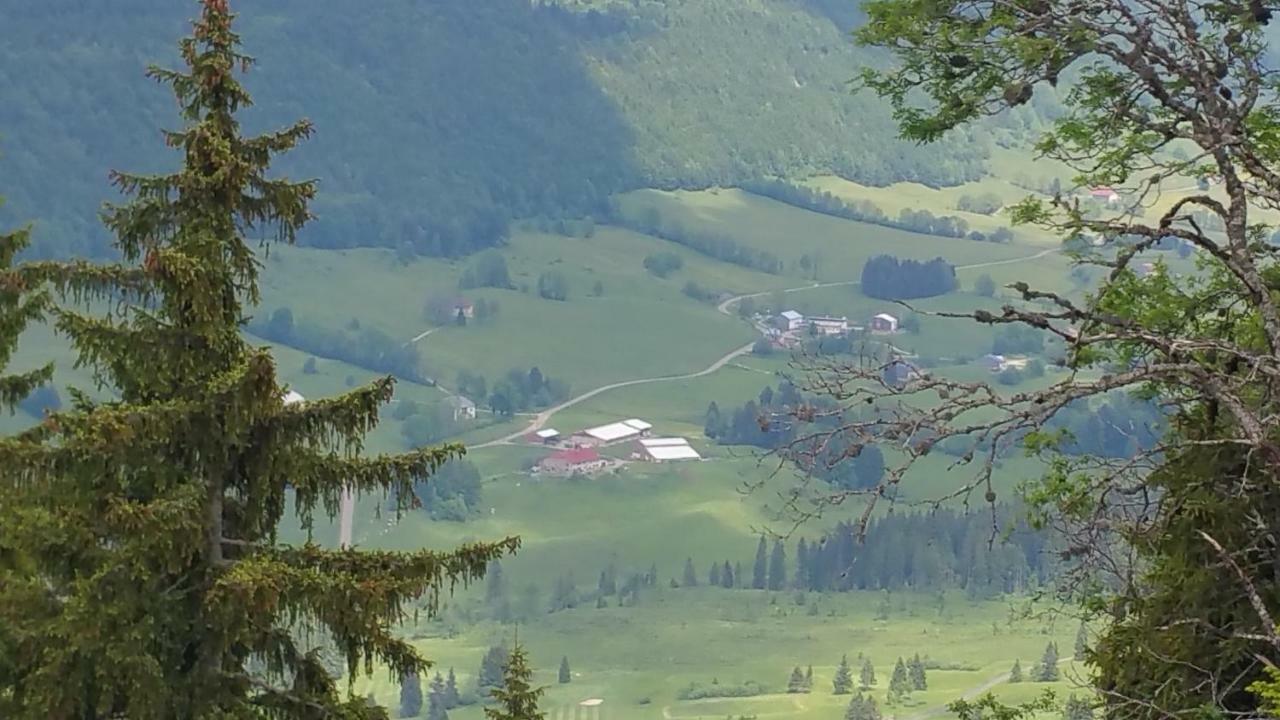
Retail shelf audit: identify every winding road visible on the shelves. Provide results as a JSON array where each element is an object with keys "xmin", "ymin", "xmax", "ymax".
[{"xmin": 336, "ymin": 245, "xmax": 1060, "ymax": 548}]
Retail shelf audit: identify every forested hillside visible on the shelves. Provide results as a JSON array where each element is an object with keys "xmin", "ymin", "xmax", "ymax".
[{"xmin": 4, "ymin": 0, "xmax": 992, "ymax": 259}]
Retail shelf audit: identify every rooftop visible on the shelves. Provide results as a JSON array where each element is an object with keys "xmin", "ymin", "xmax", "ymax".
[
  {"xmin": 547, "ymin": 448, "xmax": 600, "ymax": 464},
  {"xmin": 584, "ymin": 421, "xmax": 643, "ymax": 442},
  {"xmin": 780, "ymin": 310, "xmax": 803, "ymax": 321},
  {"xmin": 623, "ymin": 418, "xmax": 652, "ymax": 431},
  {"xmin": 640, "ymin": 437, "xmax": 691, "ymax": 447},
  {"xmin": 646, "ymin": 444, "xmax": 702, "ymax": 461},
  {"xmin": 535, "ymin": 428, "xmax": 560, "ymax": 439},
  {"xmin": 873, "ymin": 313, "xmax": 898, "ymax": 322}
]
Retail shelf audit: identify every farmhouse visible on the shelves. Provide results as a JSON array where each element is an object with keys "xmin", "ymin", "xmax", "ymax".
[
  {"xmin": 452, "ymin": 298, "xmax": 475, "ymax": 319},
  {"xmin": 808, "ymin": 316, "xmax": 849, "ymax": 336},
  {"xmin": 637, "ymin": 437, "xmax": 702, "ymax": 462},
  {"xmin": 447, "ymin": 395, "xmax": 477, "ymax": 421},
  {"xmin": 576, "ymin": 418, "xmax": 653, "ymax": 446},
  {"xmin": 1089, "ymin": 186, "xmax": 1121, "ymax": 205},
  {"xmin": 869, "ymin": 313, "xmax": 899, "ymax": 334},
  {"xmin": 534, "ymin": 428, "xmax": 561, "ymax": 444},
  {"xmin": 777, "ymin": 310, "xmax": 804, "ymax": 332},
  {"xmin": 539, "ymin": 448, "xmax": 608, "ymax": 475}
]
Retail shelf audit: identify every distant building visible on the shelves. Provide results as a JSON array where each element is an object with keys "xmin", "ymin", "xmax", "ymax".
[
  {"xmin": 575, "ymin": 418, "xmax": 653, "ymax": 446},
  {"xmin": 883, "ymin": 357, "xmax": 923, "ymax": 388},
  {"xmin": 777, "ymin": 310, "xmax": 805, "ymax": 332},
  {"xmin": 283, "ymin": 390, "xmax": 306, "ymax": 406},
  {"xmin": 539, "ymin": 448, "xmax": 608, "ymax": 475},
  {"xmin": 637, "ymin": 437, "xmax": 702, "ymax": 462},
  {"xmin": 1089, "ymin": 186, "xmax": 1121, "ymax": 205},
  {"xmin": 1137, "ymin": 262, "xmax": 1157, "ymax": 277},
  {"xmin": 447, "ymin": 395, "xmax": 477, "ymax": 421},
  {"xmin": 808, "ymin": 316, "xmax": 849, "ymax": 336},
  {"xmin": 869, "ymin": 313, "xmax": 899, "ymax": 334},
  {"xmin": 452, "ymin": 298, "xmax": 475, "ymax": 319},
  {"xmin": 534, "ymin": 428, "xmax": 561, "ymax": 444},
  {"xmin": 982, "ymin": 354, "xmax": 1007, "ymax": 372}
]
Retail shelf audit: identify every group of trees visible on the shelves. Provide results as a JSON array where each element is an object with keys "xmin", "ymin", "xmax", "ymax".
[
  {"xmin": 395, "ymin": 400, "xmax": 465, "ymax": 451},
  {"xmin": 886, "ymin": 656, "xmax": 928, "ymax": 702},
  {"xmin": 401, "ymin": 457, "xmax": 483, "ymax": 522},
  {"xmin": 400, "ymin": 669, "xmax": 465, "ymax": 720},
  {"xmin": 786, "ymin": 666, "xmax": 815, "ymax": 693},
  {"xmin": 643, "ymin": 251, "xmax": 684, "ymax": 278},
  {"xmin": 0, "ymin": 5, "xmax": 517, "ymax": 716},
  {"xmin": 536, "ymin": 271, "xmax": 570, "ymax": 301},
  {"xmin": 460, "ymin": 251, "xmax": 515, "ymax": 290},
  {"xmin": 485, "ymin": 367, "xmax": 570, "ymax": 416},
  {"xmin": 860, "ymin": 255, "xmax": 957, "ymax": 300},
  {"xmin": 251, "ymin": 307, "xmax": 426, "ymax": 382}
]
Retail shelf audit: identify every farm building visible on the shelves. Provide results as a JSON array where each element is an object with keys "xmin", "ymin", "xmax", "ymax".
[
  {"xmin": 869, "ymin": 313, "xmax": 899, "ymax": 334},
  {"xmin": 776, "ymin": 310, "xmax": 804, "ymax": 332},
  {"xmin": 637, "ymin": 437, "xmax": 702, "ymax": 462},
  {"xmin": 576, "ymin": 418, "xmax": 653, "ymax": 446},
  {"xmin": 447, "ymin": 395, "xmax": 477, "ymax": 421},
  {"xmin": 1089, "ymin": 186, "xmax": 1121, "ymax": 205},
  {"xmin": 539, "ymin": 448, "xmax": 608, "ymax": 475},
  {"xmin": 283, "ymin": 390, "xmax": 306, "ymax": 406},
  {"xmin": 981, "ymin": 354, "xmax": 1007, "ymax": 372},
  {"xmin": 534, "ymin": 428, "xmax": 560, "ymax": 444},
  {"xmin": 808, "ymin": 316, "xmax": 849, "ymax": 336},
  {"xmin": 452, "ymin": 298, "xmax": 475, "ymax": 319}
]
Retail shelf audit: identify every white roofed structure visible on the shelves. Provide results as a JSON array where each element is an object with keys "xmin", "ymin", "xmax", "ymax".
[
  {"xmin": 623, "ymin": 418, "xmax": 652, "ymax": 431},
  {"xmin": 535, "ymin": 428, "xmax": 560, "ymax": 439},
  {"xmin": 283, "ymin": 390, "xmax": 306, "ymax": 406},
  {"xmin": 638, "ymin": 437, "xmax": 702, "ymax": 462},
  {"xmin": 640, "ymin": 437, "xmax": 689, "ymax": 448}
]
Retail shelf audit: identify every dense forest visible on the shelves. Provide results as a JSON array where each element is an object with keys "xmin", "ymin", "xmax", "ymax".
[{"xmin": 5, "ymin": 0, "xmax": 1001, "ymax": 260}]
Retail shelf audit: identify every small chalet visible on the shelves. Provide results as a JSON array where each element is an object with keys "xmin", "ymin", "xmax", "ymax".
[
  {"xmin": 539, "ymin": 448, "xmax": 607, "ymax": 475},
  {"xmin": 869, "ymin": 313, "xmax": 899, "ymax": 334},
  {"xmin": 777, "ymin": 310, "xmax": 805, "ymax": 332},
  {"xmin": 447, "ymin": 395, "xmax": 477, "ymax": 421},
  {"xmin": 1089, "ymin": 186, "xmax": 1121, "ymax": 205}
]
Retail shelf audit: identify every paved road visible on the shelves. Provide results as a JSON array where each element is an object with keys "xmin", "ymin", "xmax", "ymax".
[{"xmin": 337, "ymin": 245, "xmax": 1060, "ymax": 546}]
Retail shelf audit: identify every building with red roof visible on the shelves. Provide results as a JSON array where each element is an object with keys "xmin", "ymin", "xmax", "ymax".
[{"xmin": 538, "ymin": 447, "xmax": 607, "ymax": 475}]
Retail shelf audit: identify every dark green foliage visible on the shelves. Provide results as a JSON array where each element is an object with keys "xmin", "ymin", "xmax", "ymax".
[
  {"xmin": 0, "ymin": 209, "xmax": 53, "ymax": 414},
  {"xmin": 251, "ymin": 309, "xmax": 425, "ymax": 381},
  {"xmin": 908, "ymin": 655, "xmax": 927, "ymax": 691},
  {"xmin": 844, "ymin": 692, "xmax": 882, "ymax": 720},
  {"xmin": 425, "ymin": 673, "xmax": 448, "ymax": 720},
  {"xmin": 445, "ymin": 669, "xmax": 461, "ymax": 709},
  {"xmin": 787, "ymin": 666, "xmax": 807, "ymax": 694},
  {"xmin": 558, "ymin": 657, "xmax": 570, "ymax": 684},
  {"xmin": 974, "ymin": 274, "xmax": 996, "ymax": 298},
  {"xmin": 484, "ymin": 644, "xmax": 545, "ymax": 720},
  {"xmin": 459, "ymin": 252, "xmax": 514, "ymax": 290},
  {"xmin": 768, "ymin": 540, "xmax": 787, "ymax": 591},
  {"xmin": 1032, "ymin": 643, "xmax": 1060, "ymax": 682},
  {"xmin": 752, "ymin": 536, "xmax": 768, "ymax": 590},
  {"xmin": 400, "ymin": 672, "xmax": 424, "ymax": 719},
  {"xmin": 536, "ymin": 271, "xmax": 569, "ymax": 301},
  {"xmin": 1046, "ymin": 393, "xmax": 1165, "ymax": 459},
  {"xmin": 720, "ymin": 560, "xmax": 734, "ymax": 589},
  {"xmin": 708, "ymin": 561, "xmax": 721, "ymax": 587},
  {"xmin": 1009, "ymin": 659, "xmax": 1023, "ymax": 683},
  {"xmin": 956, "ymin": 193, "xmax": 1002, "ymax": 215},
  {"xmin": 1073, "ymin": 624, "xmax": 1087, "ymax": 661},
  {"xmin": 860, "ymin": 255, "xmax": 956, "ymax": 300},
  {"xmin": 1061, "ymin": 695, "xmax": 1093, "ymax": 720},
  {"xmin": 991, "ymin": 325, "xmax": 1045, "ymax": 356},
  {"xmin": 833, "ymin": 655, "xmax": 854, "ymax": 695},
  {"xmin": 0, "ymin": 5, "xmax": 517, "ymax": 716},
  {"xmin": 486, "ymin": 367, "xmax": 570, "ymax": 415},
  {"xmin": 302, "ymin": 356, "xmax": 318, "ymax": 374},
  {"xmin": 676, "ymin": 680, "xmax": 765, "ymax": 700},
  {"xmin": 888, "ymin": 658, "xmax": 910, "ymax": 701},
  {"xmin": 681, "ymin": 281, "xmax": 717, "ymax": 303},
  {"xmin": 643, "ymin": 251, "xmax": 683, "ymax": 278}
]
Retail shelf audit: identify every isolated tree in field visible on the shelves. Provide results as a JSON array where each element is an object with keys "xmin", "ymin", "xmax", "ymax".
[
  {"xmin": 558, "ymin": 657, "xmax": 571, "ymax": 684},
  {"xmin": 1033, "ymin": 642, "xmax": 1060, "ymax": 683},
  {"xmin": 908, "ymin": 654, "xmax": 927, "ymax": 691},
  {"xmin": 536, "ymin": 270, "xmax": 569, "ymax": 301},
  {"xmin": 705, "ymin": 401, "xmax": 724, "ymax": 439},
  {"xmin": 752, "ymin": 536, "xmax": 769, "ymax": 589},
  {"xmin": 767, "ymin": 0, "xmax": 1280, "ymax": 714},
  {"xmin": 446, "ymin": 668, "xmax": 461, "ymax": 708},
  {"xmin": 973, "ymin": 273, "xmax": 996, "ymax": 298},
  {"xmin": 833, "ymin": 655, "xmax": 854, "ymax": 695},
  {"xmin": 860, "ymin": 658, "xmax": 876, "ymax": 689},
  {"xmin": 794, "ymin": 538, "xmax": 809, "ymax": 590},
  {"xmin": 1073, "ymin": 624, "xmax": 1088, "ymax": 661},
  {"xmin": 683, "ymin": 557, "xmax": 698, "ymax": 587},
  {"xmin": 787, "ymin": 666, "xmax": 807, "ymax": 694},
  {"xmin": 1009, "ymin": 659, "xmax": 1023, "ymax": 684},
  {"xmin": 768, "ymin": 540, "xmax": 787, "ymax": 590},
  {"xmin": 401, "ymin": 672, "xmax": 425, "ymax": 719},
  {"xmin": 0, "ymin": 3, "xmax": 515, "ymax": 717},
  {"xmin": 485, "ymin": 644, "xmax": 546, "ymax": 720}
]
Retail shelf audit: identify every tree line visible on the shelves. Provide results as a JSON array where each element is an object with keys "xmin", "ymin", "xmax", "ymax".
[
  {"xmin": 860, "ymin": 255, "xmax": 958, "ymax": 300},
  {"xmin": 250, "ymin": 307, "xmax": 426, "ymax": 383},
  {"xmin": 611, "ymin": 203, "xmax": 783, "ymax": 274}
]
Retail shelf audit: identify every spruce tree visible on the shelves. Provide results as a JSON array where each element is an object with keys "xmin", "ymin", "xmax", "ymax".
[
  {"xmin": 479, "ymin": 645, "xmax": 511, "ymax": 697},
  {"xmin": 400, "ymin": 671, "xmax": 425, "ymax": 719},
  {"xmin": 683, "ymin": 557, "xmax": 698, "ymax": 587},
  {"xmin": 1009, "ymin": 659, "xmax": 1023, "ymax": 683},
  {"xmin": 752, "ymin": 536, "xmax": 768, "ymax": 589},
  {"xmin": 805, "ymin": 665, "xmax": 814, "ymax": 692},
  {"xmin": 485, "ymin": 644, "xmax": 546, "ymax": 720},
  {"xmin": 721, "ymin": 560, "xmax": 734, "ymax": 588},
  {"xmin": 860, "ymin": 658, "xmax": 876, "ymax": 689},
  {"xmin": 844, "ymin": 691, "xmax": 882, "ymax": 720},
  {"xmin": 734, "ymin": 561, "xmax": 743, "ymax": 589},
  {"xmin": 558, "ymin": 656, "xmax": 571, "ymax": 684},
  {"xmin": 833, "ymin": 655, "xmax": 854, "ymax": 694},
  {"xmin": 445, "ymin": 668, "xmax": 461, "ymax": 708},
  {"xmin": 0, "ymin": 3, "xmax": 515, "ymax": 716},
  {"xmin": 888, "ymin": 658, "xmax": 910, "ymax": 701},
  {"xmin": 0, "ymin": 202, "xmax": 51, "ymax": 411},
  {"xmin": 1062, "ymin": 694, "xmax": 1094, "ymax": 720},
  {"xmin": 487, "ymin": 560, "xmax": 508, "ymax": 604},
  {"xmin": 787, "ymin": 666, "xmax": 807, "ymax": 693},
  {"xmin": 794, "ymin": 537, "xmax": 809, "ymax": 590},
  {"xmin": 1034, "ymin": 642, "xmax": 1061, "ymax": 682},
  {"xmin": 425, "ymin": 673, "xmax": 449, "ymax": 720},
  {"xmin": 908, "ymin": 654, "xmax": 927, "ymax": 691},
  {"xmin": 768, "ymin": 540, "xmax": 787, "ymax": 590},
  {"xmin": 709, "ymin": 561, "xmax": 722, "ymax": 586},
  {"xmin": 1074, "ymin": 623, "xmax": 1088, "ymax": 660}
]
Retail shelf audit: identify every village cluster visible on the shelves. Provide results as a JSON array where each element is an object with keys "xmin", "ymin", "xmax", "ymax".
[
  {"xmin": 528, "ymin": 418, "xmax": 704, "ymax": 476},
  {"xmin": 761, "ymin": 308, "xmax": 900, "ymax": 350}
]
